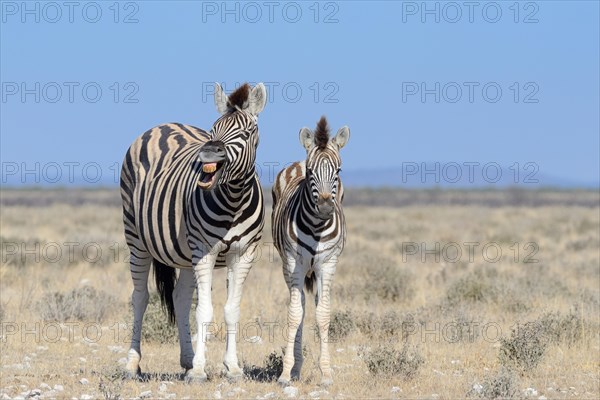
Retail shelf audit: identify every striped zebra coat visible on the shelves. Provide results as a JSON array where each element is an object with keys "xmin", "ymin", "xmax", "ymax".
[
  {"xmin": 120, "ymin": 83, "xmax": 267, "ymax": 382},
  {"xmin": 272, "ymin": 116, "xmax": 350, "ymax": 386}
]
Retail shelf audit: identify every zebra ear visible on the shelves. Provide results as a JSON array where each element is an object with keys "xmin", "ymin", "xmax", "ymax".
[
  {"xmin": 214, "ymin": 82, "xmax": 229, "ymax": 115},
  {"xmin": 299, "ymin": 127, "xmax": 314, "ymax": 151},
  {"xmin": 246, "ymin": 83, "xmax": 267, "ymax": 115},
  {"xmin": 334, "ymin": 126, "xmax": 350, "ymax": 149}
]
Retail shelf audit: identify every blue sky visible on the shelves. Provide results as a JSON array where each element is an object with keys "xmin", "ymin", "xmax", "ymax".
[{"xmin": 1, "ymin": 1, "xmax": 599, "ymax": 187}]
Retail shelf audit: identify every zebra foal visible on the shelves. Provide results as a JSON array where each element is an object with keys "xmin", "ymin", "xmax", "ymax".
[
  {"xmin": 271, "ymin": 116, "xmax": 350, "ymax": 386},
  {"xmin": 120, "ymin": 82, "xmax": 267, "ymax": 382}
]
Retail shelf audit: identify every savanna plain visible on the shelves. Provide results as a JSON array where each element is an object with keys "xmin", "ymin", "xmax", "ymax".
[{"xmin": 0, "ymin": 188, "xmax": 598, "ymax": 399}]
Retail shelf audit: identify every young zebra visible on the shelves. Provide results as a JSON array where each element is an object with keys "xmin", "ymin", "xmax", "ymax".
[
  {"xmin": 120, "ymin": 83, "xmax": 267, "ymax": 383},
  {"xmin": 272, "ymin": 116, "xmax": 350, "ymax": 386}
]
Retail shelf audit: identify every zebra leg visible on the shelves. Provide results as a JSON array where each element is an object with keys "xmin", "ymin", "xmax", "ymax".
[
  {"xmin": 290, "ymin": 289, "xmax": 306, "ymax": 380},
  {"xmin": 278, "ymin": 260, "xmax": 306, "ymax": 386},
  {"xmin": 126, "ymin": 252, "xmax": 152, "ymax": 379},
  {"xmin": 173, "ymin": 268, "xmax": 196, "ymax": 371},
  {"xmin": 185, "ymin": 251, "xmax": 217, "ymax": 384},
  {"xmin": 315, "ymin": 262, "xmax": 337, "ymax": 386},
  {"xmin": 222, "ymin": 248, "xmax": 254, "ymax": 380}
]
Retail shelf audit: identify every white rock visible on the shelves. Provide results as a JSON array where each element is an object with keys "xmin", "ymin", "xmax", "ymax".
[
  {"xmin": 309, "ymin": 390, "xmax": 328, "ymax": 398},
  {"xmin": 139, "ymin": 390, "xmax": 152, "ymax": 398},
  {"xmin": 391, "ymin": 386, "xmax": 401, "ymax": 393},
  {"xmin": 79, "ymin": 357, "xmax": 87, "ymax": 363},
  {"xmin": 41, "ymin": 390, "xmax": 58, "ymax": 398},
  {"xmin": 524, "ymin": 388, "xmax": 538, "ymax": 397},
  {"xmin": 247, "ymin": 336, "xmax": 263, "ymax": 344},
  {"xmin": 40, "ymin": 383, "xmax": 51, "ymax": 390},
  {"xmin": 108, "ymin": 346, "xmax": 125, "ymax": 353},
  {"xmin": 538, "ymin": 396, "xmax": 547, "ymax": 400},
  {"xmin": 263, "ymin": 392, "xmax": 276, "ymax": 399},
  {"xmin": 283, "ymin": 387, "xmax": 298, "ymax": 398},
  {"xmin": 80, "ymin": 395, "xmax": 93, "ymax": 400},
  {"xmin": 471, "ymin": 384, "xmax": 483, "ymax": 394},
  {"xmin": 159, "ymin": 383, "xmax": 167, "ymax": 392},
  {"xmin": 213, "ymin": 390, "xmax": 222, "ymax": 399},
  {"xmin": 53, "ymin": 385, "xmax": 64, "ymax": 392},
  {"xmin": 79, "ymin": 379, "xmax": 89, "ymax": 385}
]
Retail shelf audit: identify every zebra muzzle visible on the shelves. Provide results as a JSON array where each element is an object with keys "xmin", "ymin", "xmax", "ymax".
[{"xmin": 198, "ymin": 162, "xmax": 224, "ymax": 190}]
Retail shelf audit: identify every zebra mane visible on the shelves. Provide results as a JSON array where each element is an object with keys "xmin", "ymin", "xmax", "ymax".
[
  {"xmin": 314, "ymin": 116, "xmax": 330, "ymax": 150},
  {"xmin": 227, "ymin": 83, "xmax": 251, "ymax": 111}
]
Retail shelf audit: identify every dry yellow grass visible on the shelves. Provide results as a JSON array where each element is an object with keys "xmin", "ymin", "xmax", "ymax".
[{"xmin": 1, "ymin": 189, "xmax": 598, "ymax": 399}]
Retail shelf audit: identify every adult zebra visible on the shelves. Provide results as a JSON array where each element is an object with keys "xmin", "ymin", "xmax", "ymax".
[
  {"xmin": 272, "ymin": 116, "xmax": 350, "ymax": 386},
  {"xmin": 120, "ymin": 82, "xmax": 267, "ymax": 383}
]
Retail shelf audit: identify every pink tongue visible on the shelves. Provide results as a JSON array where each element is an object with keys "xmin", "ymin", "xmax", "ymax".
[{"xmin": 205, "ymin": 162, "xmax": 217, "ymax": 168}]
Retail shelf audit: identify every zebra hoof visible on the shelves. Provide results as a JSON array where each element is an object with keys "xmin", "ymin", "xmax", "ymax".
[
  {"xmin": 225, "ymin": 369, "xmax": 243, "ymax": 382},
  {"xmin": 320, "ymin": 377, "xmax": 333, "ymax": 387},
  {"xmin": 125, "ymin": 367, "xmax": 142, "ymax": 380},
  {"xmin": 277, "ymin": 377, "xmax": 291, "ymax": 387},
  {"xmin": 184, "ymin": 370, "xmax": 207, "ymax": 384}
]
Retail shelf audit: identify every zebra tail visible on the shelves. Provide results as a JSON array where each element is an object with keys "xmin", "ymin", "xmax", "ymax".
[
  {"xmin": 305, "ymin": 272, "xmax": 317, "ymax": 294},
  {"xmin": 153, "ymin": 259, "xmax": 177, "ymax": 325}
]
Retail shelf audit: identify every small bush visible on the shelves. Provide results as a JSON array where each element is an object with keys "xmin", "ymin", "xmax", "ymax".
[
  {"xmin": 363, "ymin": 263, "xmax": 414, "ymax": 303},
  {"xmin": 446, "ymin": 271, "xmax": 498, "ymax": 306},
  {"xmin": 243, "ymin": 351, "xmax": 283, "ymax": 382},
  {"xmin": 141, "ymin": 292, "xmax": 181, "ymax": 344},
  {"xmin": 98, "ymin": 366, "xmax": 125, "ymax": 400},
  {"xmin": 539, "ymin": 310, "xmax": 585, "ymax": 347},
  {"xmin": 357, "ymin": 311, "xmax": 414, "ymax": 340},
  {"xmin": 362, "ymin": 343, "xmax": 424, "ymax": 379},
  {"xmin": 327, "ymin": 310, "xmax": 355, "ymax": 341},
  {"xmin": 380, "ymin": 310, "xmax": 405, "ymax": 338},
  {"xmin": 356, "ymin": 312, "xmax": 379, "ymax": 337},
  {"xmin": 37, "ymin": 286, "xmax": 115, "ymax": 322},
  {"xmin": 469, "ymin": 368, "xmax": 519, "ymax": 399},
  {"xmin": 499, "ymin": 322, "xmax": 547, "ymax": 371}
]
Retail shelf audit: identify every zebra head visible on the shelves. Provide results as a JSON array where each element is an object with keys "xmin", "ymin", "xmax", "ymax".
[
  {"xmin": 299, "ymin": 116, "xmax": 350, "ymax": 219},
  {"xmin": 197, "ymin": 82, "xmax": 267, "ymax": 190}
]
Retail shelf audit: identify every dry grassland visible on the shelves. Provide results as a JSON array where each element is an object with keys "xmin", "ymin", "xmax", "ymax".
[{"xmin": 0, "ymin": 189, "xmax": 598, "ymax": 399}]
